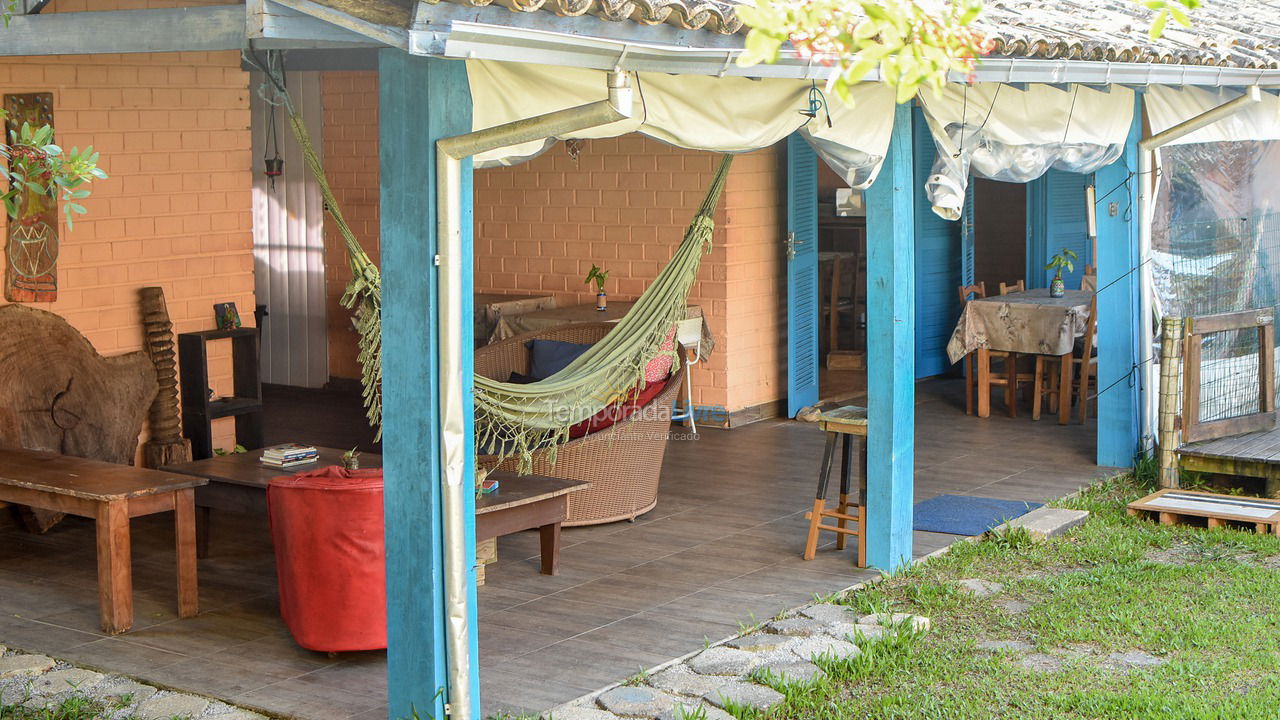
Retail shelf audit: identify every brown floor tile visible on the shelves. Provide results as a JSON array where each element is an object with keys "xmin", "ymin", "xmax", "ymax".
[{"xmin": 0, "ymin": 377, "xmax": 1100, "ymax": 718}]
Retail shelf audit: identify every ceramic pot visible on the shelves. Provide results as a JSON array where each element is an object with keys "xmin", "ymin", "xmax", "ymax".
[{"xmin": 1050, "ymin": 276, "xmax": 1065, "ymax": 298}]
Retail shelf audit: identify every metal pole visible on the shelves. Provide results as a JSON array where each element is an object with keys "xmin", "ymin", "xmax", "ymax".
[{"xmin": 433, "ymin": 71, "xmax": 633, "ymax": 720}]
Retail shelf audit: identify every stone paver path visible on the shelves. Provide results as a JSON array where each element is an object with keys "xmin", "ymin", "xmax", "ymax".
[
  {"xmin": 0, "ymin": 646, "xmax": 268, "ymax": 720},
  {"xmin": 546, "ymin": 602, "xmax": 931, "ymax": 720}
]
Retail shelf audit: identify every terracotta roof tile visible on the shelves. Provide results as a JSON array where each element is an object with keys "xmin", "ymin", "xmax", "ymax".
[{"xmin": 425, "ymin": 0, "xmax": 1280, "ymax": 68}]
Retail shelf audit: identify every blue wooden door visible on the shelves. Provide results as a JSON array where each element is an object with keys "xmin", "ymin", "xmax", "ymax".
[
  {"xmin": 786, "ymin": 133, "xmax": 820, "ymax": 417},
  {"xmin": 912, "ymin": 109, "xmax": 963, "ymax": 378},
  {"xmin": 1027, "ymin": 169, "xmax": 1091, "ymax": 289}
]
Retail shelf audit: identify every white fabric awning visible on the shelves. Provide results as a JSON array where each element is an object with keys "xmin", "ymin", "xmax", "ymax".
[
  {"xmin": 466, "ymin": 59, "xmax": 897, "ymax": 188},
  {"xmin": 1146, "ymin": 86, "xmax": 1280, "ymax": 145},
  {"xmin": 916, "ymin": 83, "xmax": 1136, "ymax": 219}
]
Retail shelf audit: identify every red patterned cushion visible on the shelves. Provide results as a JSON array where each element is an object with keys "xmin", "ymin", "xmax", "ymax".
[
  {"xmin": 643, "ymin": 326, "xmax": 678, "ymax": 383},
  {"xmin": 568, "ymin": 376, "xmax": 670, "ymax": 439}
]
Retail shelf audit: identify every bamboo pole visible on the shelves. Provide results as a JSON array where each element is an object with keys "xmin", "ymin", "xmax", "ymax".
[{"xmin": 1157, "ymin": 316, "xmax": 1184, "ymax": 488}]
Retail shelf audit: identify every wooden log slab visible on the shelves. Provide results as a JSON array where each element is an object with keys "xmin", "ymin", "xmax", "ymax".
[{"xmin": 0, "ymin": 305, "xmax": 158, "ymax": 530}]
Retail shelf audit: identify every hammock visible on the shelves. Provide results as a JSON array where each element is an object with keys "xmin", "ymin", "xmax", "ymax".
[
  {"xmin": 476, "ymin": 156, "xmax": 730, "ymax": 469},
  {"xmin": 255, "ymin": 54, "xmax": 731, "ymax": 468}
]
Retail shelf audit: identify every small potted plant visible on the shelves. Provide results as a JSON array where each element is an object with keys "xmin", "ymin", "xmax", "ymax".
[
  {"xmin": 1045, "ymin": 247, "xmax": 1078, "ymax": 298},
  {"xmin": 342, "ymin": 446, "xmax": 361, "ymax": 471},
  {"xmin": 585, "ymin": 264, "xmax": 610, "ymax": 311}
]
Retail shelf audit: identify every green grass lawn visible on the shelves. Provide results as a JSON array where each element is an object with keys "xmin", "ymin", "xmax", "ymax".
[{"xmin": 756, "ymin": 474, "xmax": 1280, "ymax": 720}]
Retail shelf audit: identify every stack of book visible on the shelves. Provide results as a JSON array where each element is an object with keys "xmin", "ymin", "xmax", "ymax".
[{"xmin": 260, "ymin": 443, "xmax": 319, "ymax": 468}]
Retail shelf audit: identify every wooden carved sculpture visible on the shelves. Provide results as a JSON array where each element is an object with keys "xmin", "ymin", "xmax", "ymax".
[
  {"xmin": 0, "ymin": 304, "xmax": 157, "ymax": 531},
  {"xmin": 139, "ymin": 287, "xmax": 192, "ymax": 468}
]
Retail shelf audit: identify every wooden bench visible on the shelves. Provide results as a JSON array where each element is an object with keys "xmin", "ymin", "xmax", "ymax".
[{"xmin": 0, "ymin": 449, "xmax": 207, "ymax": 634}]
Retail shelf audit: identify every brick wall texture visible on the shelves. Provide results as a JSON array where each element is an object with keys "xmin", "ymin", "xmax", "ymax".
[
  {"xmin": 320, "ymin": 72, "xmax": 380, "ymax": 381},
  {"xmin": 0, "ymin": 48, "xmax": 254, "ymax": 452},
  {"xmin": 317, "ymin": 71, "xmax": 789, "ymax": 415}
]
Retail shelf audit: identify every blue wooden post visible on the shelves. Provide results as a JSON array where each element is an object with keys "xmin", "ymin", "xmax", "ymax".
[
  {"xmin": 1093, "ymin": 95, "xmax": 1144, "ymax": 467},
  {"xmin": 379, "ymin": 50, "xmax": 479, "ymax": 719},
  {"xmin": 863, "ymin": 102, "xmax": 916, "ymax": 571}
]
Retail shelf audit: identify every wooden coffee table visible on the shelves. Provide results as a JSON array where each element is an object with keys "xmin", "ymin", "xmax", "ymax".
[
  {"xmin": 162, "ymin": 447, "xmax": 381, "ymax": 557},
  {"xmin": 476, "ymin": 474, "xmax": 588, "ymax": 575},
  {"xmin": 163, "ymin": 449, "xmax": 587, "ymax": 574}
]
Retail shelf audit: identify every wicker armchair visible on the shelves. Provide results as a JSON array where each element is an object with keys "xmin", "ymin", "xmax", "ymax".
[{"xmin": 475, "ymin": 322, "xmax": 683, "ymax": 526}]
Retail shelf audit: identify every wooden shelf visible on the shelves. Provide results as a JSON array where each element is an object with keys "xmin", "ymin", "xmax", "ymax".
[{"xmin": 178, "ymin": 329, "xmax": 264, "ymax": 459}]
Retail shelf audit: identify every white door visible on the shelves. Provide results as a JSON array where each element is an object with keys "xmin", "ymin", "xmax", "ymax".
[{"xmin": 251, "ymin": 71, "xmax": 329, "ymax": 388}]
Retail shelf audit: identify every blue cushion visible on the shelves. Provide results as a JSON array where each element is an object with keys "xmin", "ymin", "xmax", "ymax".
[{"xmin": 526, "ymin": 339, "xmax": 591, "ymax": 380}]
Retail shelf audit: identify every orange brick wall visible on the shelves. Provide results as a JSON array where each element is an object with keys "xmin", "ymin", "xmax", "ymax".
[
  {"xmin": 721, "ymin": 146, "xmax": 787, "ymax": 412},
  {"xmin": 320, "ymin": 71, "xmax": 380, "ymax": 381},
  {"xmin": 473, "ymin": 137, "xmax": 735, "ymax": 409},
  {"xmin": 319, "ymin": 85, "xmax": 789, "ymax": 416},
  {"xmin": 0, "ymin": 51, "xmax": 255, "ymax": 453},
  {"xmin": 473, "ymin": 138, "xmax": 788, "ymax": 415}
]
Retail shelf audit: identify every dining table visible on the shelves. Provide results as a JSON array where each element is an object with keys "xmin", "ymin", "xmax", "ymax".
[
  {"xmin": 946, "ymin": 288, "xmax": 1093, "ymax": 424},
  {"xmin": 490, "ymin": 300, "xmax": 716, "ymax": 353},
  {"xmin": 474, "ymin": 292, "xmax": 557, "ymax": 346}
]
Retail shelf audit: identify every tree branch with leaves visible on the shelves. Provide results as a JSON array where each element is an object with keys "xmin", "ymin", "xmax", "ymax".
[
  {"xmin": 737, "ymin": 0, "xmax": 1199, "ymax": 107},
  {"xmin": 0, "ymin": 114, "xmax": 107, "ymax": 229}
]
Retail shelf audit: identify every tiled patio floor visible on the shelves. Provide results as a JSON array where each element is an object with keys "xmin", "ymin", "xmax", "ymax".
[{"xmin": 0, "ymin": 378, "xmax": 1114, "ymax": 719}]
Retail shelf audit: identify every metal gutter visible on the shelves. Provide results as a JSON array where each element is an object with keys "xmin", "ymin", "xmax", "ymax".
[
  {"xmin": 1135, "ymin": 86, "xmax": 1263, "ymax": 451},
  {"xmin": 433, "ymin": 72, "xmax": 634, "ymax": 720},
  {"xmin": 420, "ymin": 21, "xmax": 1280, "ymax": 87}
]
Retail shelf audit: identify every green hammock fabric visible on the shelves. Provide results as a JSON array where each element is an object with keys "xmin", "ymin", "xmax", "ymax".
[
  {"xmin": 274, "ymin": 69, "xmax": 731, "ymax": 466},
  {"xmin": 476, "ymin": 155, "xmax": 732, "ymax": 470}
]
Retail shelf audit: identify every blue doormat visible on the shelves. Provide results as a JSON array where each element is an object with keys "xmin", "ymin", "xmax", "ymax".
[{"xmin": 913, "ymin": 494, "xmax": 1043, "ymax": 536}]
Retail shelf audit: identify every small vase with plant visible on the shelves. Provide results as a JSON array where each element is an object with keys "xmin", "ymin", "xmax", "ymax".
[
  {"xmin": 1045, "ymin": 247, "xmax": 1078, "ymax": 298},
  {"xmin": 341, "ymin": 446, "xmax": 361, "ymax": 471},
  {"xmin": 585, "ymin": 264, "xmax": 610, "ymax": 311}
]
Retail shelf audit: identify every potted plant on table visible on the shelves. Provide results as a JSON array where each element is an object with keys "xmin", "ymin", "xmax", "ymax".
[
  {"xmin": 585, "ymin": 264, "xmax": 610, "ymax": 311},
  {"xmin": 1045, "ymin": 248, "xmax": 1078, "ymax": 298}
]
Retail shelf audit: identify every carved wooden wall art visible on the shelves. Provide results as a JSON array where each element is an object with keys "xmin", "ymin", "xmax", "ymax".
[{"xmin": 3, "ymin": 93, "xmax": 58, "ymax": 303}]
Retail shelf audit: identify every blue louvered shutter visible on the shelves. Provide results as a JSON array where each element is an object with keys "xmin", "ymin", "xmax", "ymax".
[
  {"xmin": 786, "ymin": 134, "xmax": 820, "ymax": 417},
  {"xmin": 912, "ymin": 108, "xmax": 963, "ymax": 378},
  {"xmin": 1028, "ymin": 169, "xmax": 1091, "ymax": 289},
  {"xmin": 960, "ymin": 182, "xmax": 976, "ymax": 287}
]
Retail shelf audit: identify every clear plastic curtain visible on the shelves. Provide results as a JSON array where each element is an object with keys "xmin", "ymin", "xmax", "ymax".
[{"xmin": 918, "ymin": 84, "xmax": 1135, "ymax": 220}]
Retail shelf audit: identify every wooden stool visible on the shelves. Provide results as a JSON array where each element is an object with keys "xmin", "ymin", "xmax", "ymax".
[{"xmin": 803, "ymin": 405, "xmax": 868, "ymax": 567}]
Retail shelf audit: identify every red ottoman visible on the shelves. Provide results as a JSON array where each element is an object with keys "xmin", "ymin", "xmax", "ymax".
[{"xmin": 267, "ymin": 466, "xmax": 386, "ymax": 652}]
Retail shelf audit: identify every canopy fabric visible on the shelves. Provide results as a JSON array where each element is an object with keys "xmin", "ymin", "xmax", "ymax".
[
  {"xmin": 917, "ymin": 83, "xmax": 1136, "ymax": 219},
  {"xmin": 476, "ymin": 155, "xmax": 733, "ymax": 472},
  {"xmin": 466, "ymin": 59, "xmax": 896, "ymax": 188},
  {"xmin": 1146, "ymin": 86, "xmax": 1280, "ymax": 146}
]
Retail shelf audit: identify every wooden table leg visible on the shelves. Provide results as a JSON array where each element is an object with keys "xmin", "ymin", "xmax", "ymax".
[
  {"xmin": 95, "ymin": 499, "xmax": 133, "ymax": 635},
  {"xmin": 174, "ymin": 488, "xmax": 199, "ymax": 619},
  {"xmin": 1058, "ymin": 351, "xmax": 1072, "ymax": 425},
  {"xmin": 539, "ymin": 521, "xmax": 561, "ymax": 576},
  {"xmin": 195, "ymin": 505, "xmax": 211, "ymax": 559},
  {"xmin": 977, "ymin": 347, "xmax": 991, "ymax": 418}
]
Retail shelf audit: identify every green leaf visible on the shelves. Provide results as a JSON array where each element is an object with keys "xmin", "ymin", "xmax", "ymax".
[{"xmin": 1149, "ymin": 9, "xmax": 1168, "ymax": 39}]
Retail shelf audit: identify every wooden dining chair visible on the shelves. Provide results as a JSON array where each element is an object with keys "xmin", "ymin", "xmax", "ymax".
[
  {"xmin": 1081, "ymin": 266, "xmax": 1097, "ymax": 292},
  {"xmin": 999, "ymin": 280, "xmax": 1025, "ymax": 295},
  {"xmin": 1031, "ymin": 293, "xmax": 1098, "ymax": 422},
  {"xmin": 1074, "ymin": 294, "xmax": 1099, "ymax": 423},
  {"xmin": 958, "ymin": 282, "xmax": 1029, "ymax": 417}
]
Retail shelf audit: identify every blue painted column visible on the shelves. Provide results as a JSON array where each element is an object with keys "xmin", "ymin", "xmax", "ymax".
[
  {"xmin": 379, "ymin": 50, "xmax": 479, "ymax": 719},
  {"xmin": 1093, "ymin": 95, "xmax": 1144, "ymax": 468},
  {"xmin": 863, "ymin": 102, "xmax": 916, "ymax": 571}
]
